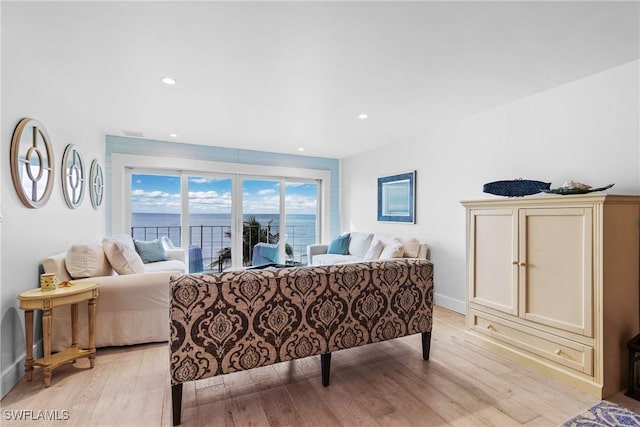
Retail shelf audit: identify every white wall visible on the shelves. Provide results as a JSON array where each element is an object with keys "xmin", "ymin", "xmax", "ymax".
[
  {"xmin": 0, "ymin": 38, "xmax": 106, "ymax": 397},
  {"xmin": 342, "ymin": 60, "xmax": 640, "ymax": 314}
]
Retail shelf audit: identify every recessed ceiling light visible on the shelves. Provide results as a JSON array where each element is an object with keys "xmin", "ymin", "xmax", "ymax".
[
  {"xmin": 358, "ymin": 113, "xmax": 368, "ymax": 120},
  {"xmin": 298, "ymin": 147, "xmax": 305, "ymax": 152},
  {"xmin": 169, "ymin": 133, "xmax": 177, "ymax": 138},
  {"xmin": 162, "ymin": 77, "xmax": 176, "ymax": 85}
]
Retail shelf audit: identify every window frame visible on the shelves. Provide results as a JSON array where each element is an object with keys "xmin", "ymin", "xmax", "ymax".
[{"xmin": 111, "ymin": 153, "xmax": 331, "ymax": 266}]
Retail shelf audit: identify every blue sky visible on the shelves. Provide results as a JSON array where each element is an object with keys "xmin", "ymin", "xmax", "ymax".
[{"xmin": 131, "ymin": 174, "xmax": 317, "ymax": 215}]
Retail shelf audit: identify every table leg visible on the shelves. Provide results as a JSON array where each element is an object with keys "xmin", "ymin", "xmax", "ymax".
[
  {"xmin": 88, "ymin": 297, "xmax": 96, "ymax": 368},
  {"xmin": 71, "ymin": 303, "xmax": 79, "ymax": 349},
  {"xmin": 42, "ymin": 308, "xmax": 52, "ymax": 387},
  {"xmin": 24, "ymin": 310, "xmax": 34, "ymax": 381}
]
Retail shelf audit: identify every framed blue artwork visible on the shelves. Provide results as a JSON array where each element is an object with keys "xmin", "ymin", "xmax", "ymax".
[{"xmin": 377, "ymin": 171, "xmax": 415, "ymax": 223}]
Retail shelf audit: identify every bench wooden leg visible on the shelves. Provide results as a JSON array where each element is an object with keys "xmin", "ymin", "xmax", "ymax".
[
  {"xmin": 422, "ymin": 331, "xmax": 432, "ymax": 361},
  {"xmin": 321, "ymin": 353, "xmax": 332, "ymax": 387},
  {"xmin": 172, "ymin": 383, "xmax": 183, "ymax": 426}
]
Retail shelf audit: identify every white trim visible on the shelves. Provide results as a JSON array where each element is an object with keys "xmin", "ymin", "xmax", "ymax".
[
  {"xmin": 123, "ymin": 167, "xmax": 133, "ymax": 234},
  {"xmin": 279, "ymin": 178, "xmax": 287, "ymax": 264},
  {"xmin": 179, "ymin": 173, "xmax": 189, "ymax": 250},
  {"xmin": 232, "ymin": 175, "xmax": 242, "ymax": 266}
]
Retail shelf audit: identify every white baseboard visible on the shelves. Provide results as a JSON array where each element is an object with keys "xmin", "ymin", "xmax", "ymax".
[
  {"xmin": 1, "ymin": 357, "xmax": 24, "ymax": 400},
  {"xmin": 434, "ymin": 293, "xmax": 466, "ymax": 314},
  {"xmin": 1, "ymin": 339, "xmax": 42, "ymax": 399}
]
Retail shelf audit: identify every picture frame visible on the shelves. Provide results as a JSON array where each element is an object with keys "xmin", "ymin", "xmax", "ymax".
[{"xmin": 377, "ymin": 171, "xmax": 415, "ymax": 223}]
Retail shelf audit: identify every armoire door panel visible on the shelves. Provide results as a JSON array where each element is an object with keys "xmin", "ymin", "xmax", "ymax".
[
  {"xmin": 519, "ymin": 208, "xmax": 592, "ymax": 336},
  {"xmin": 470, "ymin": 209, "xmax": 518, "ymax": 315}
]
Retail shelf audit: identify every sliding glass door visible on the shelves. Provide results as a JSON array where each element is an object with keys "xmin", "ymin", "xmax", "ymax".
[
  {"xmin": 241, "ymin": 178, "xmax": 282, "ymax": 265},
  {"xmin": 187, "ymin": 175, "xmax": 233, "ymax": 272},
  {"xmin": 240, "ymin": 178, "xmax": 319, "ymax": 266},
  {"xmin": 285, "ymin": 180, "xmax": 318, "ymax": 265},
  {"xmin": 129, "ymin": 171, "xmax": 320, "ymax": 271},
  {"xmin": 130, "ymin": 173, "xmax": 181, "ymax": 245}
]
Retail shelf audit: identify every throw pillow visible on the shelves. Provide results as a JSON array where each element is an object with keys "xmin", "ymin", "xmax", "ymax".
[
  {"xmin": 403, "ymin": 238, "xmax": 421, "ymax": 258},
  {"xmin": 42, "ymin": 252, "xmax": 72, "ymax": 282},
  {"xmin": 102, "ymin": 237, "xmax": 145, "ymax": 275},
  {"xmin": 327, "ymin": 233, "xmax": 351, "ymax": 255},
  {"xmin": 112, "ymin": 234, "xmax": 135, "ymax": 250},
  {"xmin": 380, "ymin": 240, "xmax": 405, "ymax": 259},
  {"xmin": 160, "ymin": 235, "xmax": 176, "ymax": 250},
  {"xmin": 65, "ymin": 244, "xmax": 112, "ymax": 279},
  {"xmin": 134, "ymin": 239, "xmax": 169, "ymax": 264},
  {"xmin": 363, "ymin": 239, "xmax": 385, "ymax": 261},
  {"xmin": 348, "ymin": 232, "xmax": 374, "ymax": 258}
]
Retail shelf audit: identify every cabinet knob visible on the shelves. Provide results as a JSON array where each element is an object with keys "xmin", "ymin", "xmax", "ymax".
[
  {"xmin": 486, "ymin": 324, "xmax": 495, "ymax": 331},
  {"xmin": 554, "ymin": 349, "xmax": 562, "ymax": 356},
  {"xmin": 519, "ymin": 262, "xmax": 526, "ymax": 266},
  {"xmin": 512, "ymin": 261, "xmax": 518, "ymax": 265}
]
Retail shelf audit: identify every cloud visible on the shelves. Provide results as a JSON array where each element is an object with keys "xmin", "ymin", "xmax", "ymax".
[
  {"xmin": 188, "ymin": 190, "xmax": 220, "ymax": 199},
  {"xmin": 189, "ymin": 177, "xmax": 228, "ymax": 184},
  {"xmin": 131, "ymin": 189, "xmax": 181, "ymax": 213},
  {"xmin": 284, "ymin": 194, "xmax": 317, "ymax": 214},
  {"xmin": 243, "ymin": 193, "xmax": 279, "ymax": 214},
  {"xmin": 186, "ymin": 190, "xmax": 233, "ymax": 214},
  {"xmin": 189, "ymin": 177, "xmax": 209, "ymax": 184},
  {"xmin": 148, "ymin": 190, "xmax": 173, "ymax": 198},
  {"xmin": 132, "ymin": 184, "xmax": 316, "ymax": 215}
]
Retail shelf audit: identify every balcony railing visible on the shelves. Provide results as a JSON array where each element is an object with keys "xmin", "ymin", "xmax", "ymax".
[{"xmin": 131, "ymin": 224, "xmax": 314, "ymax": 273}]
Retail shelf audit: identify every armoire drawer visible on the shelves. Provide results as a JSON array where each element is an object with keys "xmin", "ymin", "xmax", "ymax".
[{"xmin": 470, "ymin": 310, "xmax": 593, "ymax": 375}]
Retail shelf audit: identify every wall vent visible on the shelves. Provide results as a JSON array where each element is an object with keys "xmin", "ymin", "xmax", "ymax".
[{"xmin": 123, "ymin": 130, "xmax": 144, "ymax": 138}]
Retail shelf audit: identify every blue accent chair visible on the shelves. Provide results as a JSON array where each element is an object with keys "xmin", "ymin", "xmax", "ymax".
[{"xmin": 252, "ymin": 242, "xmax": 279, "ymax": 266}]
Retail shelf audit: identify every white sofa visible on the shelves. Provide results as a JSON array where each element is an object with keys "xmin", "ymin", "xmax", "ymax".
[
  {"xmin": 307, "ymin": 232, "xmax": 428, "ymax": 266},
  {"xmin": 42, "ymin": 236, "xmax": 186, "ymax": 351}
]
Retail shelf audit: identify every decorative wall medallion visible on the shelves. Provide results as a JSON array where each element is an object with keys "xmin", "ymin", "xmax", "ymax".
[
  {"xmin": 89, "ymin": 159, "xmax": 104, "ymax": 209},
  {"xmin": 61, "ymin": 144, "xmax": 86, "ymax": 209},
  {"xmin": 10, "ymin": 118, "xmax": 55, "ymax": 208}
]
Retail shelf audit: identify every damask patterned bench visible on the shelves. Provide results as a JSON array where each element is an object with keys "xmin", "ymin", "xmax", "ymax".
[{"xmin": 169, "ymin": 258, "xmax": 434, "ymax": 425}]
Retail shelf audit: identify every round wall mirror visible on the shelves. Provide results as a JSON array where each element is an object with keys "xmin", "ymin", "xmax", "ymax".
[
  {"xmin": 10, "ymin": 118, "xmax": 55, "ymax": 209},
  {"xmin": 89, "ymin": 159, "xmax": 104, "ymax": 209},
  {"xmin": 61, "ymin": 144, "xmax": 86, "ymax": 209}
]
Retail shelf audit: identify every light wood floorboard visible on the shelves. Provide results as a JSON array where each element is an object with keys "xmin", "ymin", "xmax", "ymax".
[{"xmin": 2, "ymin": 305, "xmax": 639, "ymax": 426}]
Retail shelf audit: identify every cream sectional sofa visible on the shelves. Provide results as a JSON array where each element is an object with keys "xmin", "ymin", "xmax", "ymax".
[
  {"xmin": 42, "ymin": 235, "xmax": 186, "ymax": 351},
  {"xmin": 307, "ymin": 232, "xmax": 428, "ymax": 265}
]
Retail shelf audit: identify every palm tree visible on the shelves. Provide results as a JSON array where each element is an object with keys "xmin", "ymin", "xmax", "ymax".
[{"xmin": 212, "ymin": 216, "xmax": 293, "ymax": 270}]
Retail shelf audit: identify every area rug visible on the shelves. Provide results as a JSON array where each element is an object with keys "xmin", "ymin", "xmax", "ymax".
[{"xmin": 563, "ymin": 401, "xmax": 640, "ymax": 426}]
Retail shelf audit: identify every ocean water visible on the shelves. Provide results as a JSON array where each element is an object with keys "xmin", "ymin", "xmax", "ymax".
[{"xmin": 131, "ymin": 212, "xmax": 316, "ymax": 267}]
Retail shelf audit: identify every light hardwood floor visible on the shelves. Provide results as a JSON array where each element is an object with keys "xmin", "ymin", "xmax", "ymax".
[{"xmin": 2, "ymin": 306, "xmax": 640, "ymax": 426}]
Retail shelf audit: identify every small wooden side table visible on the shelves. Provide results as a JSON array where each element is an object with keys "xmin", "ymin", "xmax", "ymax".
[{"xmin": 17, "ymin": 282, "xmax": 99, "ymax": 387}]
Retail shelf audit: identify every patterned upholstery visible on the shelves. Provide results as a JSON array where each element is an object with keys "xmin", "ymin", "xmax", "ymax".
[{"xmin": 169, "ymin": 259, "xmax": 433, "ymax": 386}]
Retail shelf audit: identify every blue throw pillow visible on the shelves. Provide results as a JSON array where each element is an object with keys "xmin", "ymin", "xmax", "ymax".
[
  {"xmin": 327, "ymin": 233, "xmax": 350, "ymax": 255},
  {"xmin": 134, "ymin": 239, "xmax": 169, "ymax": 264}
]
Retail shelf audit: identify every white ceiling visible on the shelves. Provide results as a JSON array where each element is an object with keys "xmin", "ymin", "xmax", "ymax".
[{"xmin": 3, "ymin": 1, "xmax": 639, "ymax": 159}]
